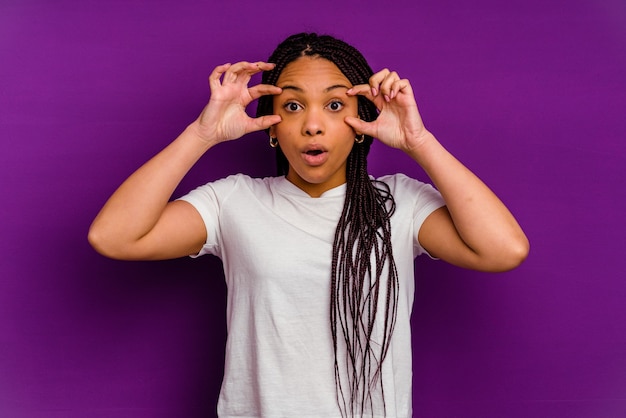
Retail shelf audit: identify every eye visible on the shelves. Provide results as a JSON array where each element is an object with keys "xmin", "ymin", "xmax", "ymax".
[
  {"xmin": 283, "ymin": 101, "xmax": 303, "ymax": 112},
  {"xmin": 326, "ymin": 100, "xmax": 344, "ymax": 112}
]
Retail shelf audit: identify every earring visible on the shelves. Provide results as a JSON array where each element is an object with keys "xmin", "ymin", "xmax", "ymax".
[
  {"xmin": 269, "ymin": 136, "xmax": 278, "ymax": 148},
  {"xmin": 355, "ymin": 134, "xmax": 365, "ymax": 144}
]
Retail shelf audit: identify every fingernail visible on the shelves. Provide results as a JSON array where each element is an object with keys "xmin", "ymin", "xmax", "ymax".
[
  {"xmin": 371, "ymin": 88, "xmax": 378, "ymax": 96},
  {"xmin": 384, "ymin": 94, "xmax": 390, "ymax": 102}
]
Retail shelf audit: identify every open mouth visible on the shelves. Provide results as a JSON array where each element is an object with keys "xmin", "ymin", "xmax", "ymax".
[{"xmin": 301, "ymin": 147, "xmax": 328, "ymax": 166}]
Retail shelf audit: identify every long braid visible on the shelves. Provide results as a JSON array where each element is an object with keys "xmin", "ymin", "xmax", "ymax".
[{"xmin": 257, "ymin": 33, "xmax": 399, "ymax": 418}]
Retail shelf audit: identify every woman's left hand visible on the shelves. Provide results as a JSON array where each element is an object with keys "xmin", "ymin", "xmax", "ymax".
[
  {"xmin": 348, "ymin": 71, "xmax": 529, "ymax": 273},
  {"xmin": 345, "ymin": 69, "xmax": 429, "ymax": 152}
]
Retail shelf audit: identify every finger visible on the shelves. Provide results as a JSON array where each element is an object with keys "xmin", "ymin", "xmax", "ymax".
[
  {"xmin": 379, "ymin": 71, "xmax": 400, "ymax": 102},
  {"xmin": 230, "ymin": 61, "xmax": 276, "ymax": 77},
  {"xmin": 214, "ymin": 61, "xmax": 276, "ymax": 89},
  {"xmin": 368, "ymin": 68, "xmax": 391, "ymax": 97},
  {"xmin": 347, "ymin": 84, "xmax": 384, "ymax": 111},
  {"xmin": 236, "ymin": 61, "xmax": 276, "ymax": 74},
  {"xmin": 247, "ymin": 114, "xmax": 282, "ymax": 133},
  {"xmin": 246, "ymin": 62, "xmax": 277, "ymax": 84},
  {"xmin": 222, "ymin": 61, "xmax": 258, "ymax": 84},
  {"xmin": 208, "ymin": 63, "xmax": 232, "ymax": 90},
  {"xmin": 344, "ymin": 116, "xmax": 376, "ymax": 138},
  {"xmin": 255, "ymin": 61, "xmax": 277, "ymax": 72},
  {"xmin": 346, "ymin": 84, "xmax": 374, "ymax": 100},
  {"xmin": 248, "ymin": 84, "xmax": 282, "ymax": 101},
  {"xmin": 389, "ymin": 78, "xmax": 412, "ymax": 99}
]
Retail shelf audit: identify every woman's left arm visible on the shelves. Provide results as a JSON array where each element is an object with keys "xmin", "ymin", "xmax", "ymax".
[{"xmin": 346, "ymin": 70, "xmax": 529, "ymax": 272}]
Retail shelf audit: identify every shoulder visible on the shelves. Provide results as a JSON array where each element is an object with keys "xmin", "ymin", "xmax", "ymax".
[
  {"xmin": 376, "ymin": 172, "xmax": 415, "ymax": 187},
  {"xmin": 375, "ymin": 173, "xmax": 446, "ymax": 218},
  {"xmin": 205, "ymin": 173, "xmax": 264, "ymax": 188},
  {"xmin": 177, "ymin": 174, "xmax": 281, "ymax": 209},
  {"xmin": 376, "ymin": 173, "xmax": 439, "ymax": 199},
  {"xmin": 192, "ymin": 173, "xmax": 277, "ymax": 194}
]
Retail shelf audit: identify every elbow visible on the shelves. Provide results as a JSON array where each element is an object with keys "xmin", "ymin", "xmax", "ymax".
[
  {"xmin": 494, "ymin": 236, "xmax": 530, "ymax": 272},
  {"xmin": 508, "ymin": 244, "xmax": 530, "ymax": 270},
  {"xmin": 88, "ymin": 222, "xmax": 157, "ymax": 261},
  {"xmin": 87, "ymin": 223, "xmax": 126, "ymax": 260},
  {"xmin": 470, "ymin": 235, "xmax": 530, "ymax": 273},
  {"xmin": 87, "ymin": 224, "xmax": 112, "ymax": 258}
]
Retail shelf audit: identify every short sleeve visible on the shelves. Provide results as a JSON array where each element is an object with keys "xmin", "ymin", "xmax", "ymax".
[
  {"xmin": 176, "ymin": 174, "xmax": 241, "ymax": 258},
  {"xmin": 378, "ymin": 174, "xmax": 446, "ymax": 258}
]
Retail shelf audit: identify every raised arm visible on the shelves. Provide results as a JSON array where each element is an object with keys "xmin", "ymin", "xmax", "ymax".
[
  {"xmin": 346, "ymin": 70, "xmax": 529, "ymax": 272},
  {"xmin": 88, "ymin": 62, "xmax": 282, "ymax": 260}
]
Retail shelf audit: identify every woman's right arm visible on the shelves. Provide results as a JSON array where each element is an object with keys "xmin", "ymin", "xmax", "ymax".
[{"xmin": 88, "ymin": 62, "xmax": 282, "ymax": 260}]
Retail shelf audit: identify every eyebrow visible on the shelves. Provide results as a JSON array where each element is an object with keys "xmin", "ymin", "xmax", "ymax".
[{"xmin": 278, "ymin": 84, "xmax": 351, "ymax": 93}]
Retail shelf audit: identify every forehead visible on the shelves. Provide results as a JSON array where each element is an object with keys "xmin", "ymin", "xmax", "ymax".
[{"xmin": 276, "ymin": 56, "xmax": 351, "ymax": 87}]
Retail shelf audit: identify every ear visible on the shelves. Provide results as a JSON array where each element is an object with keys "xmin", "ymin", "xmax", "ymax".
[{"xmin": 269, "ymin": 126, "xmax": 275, "ymax": 137}]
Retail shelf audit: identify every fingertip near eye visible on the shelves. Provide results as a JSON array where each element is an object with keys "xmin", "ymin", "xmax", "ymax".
[{"xmin": 256, "ymin": 61, "xmax": 276, "ymax": 70}]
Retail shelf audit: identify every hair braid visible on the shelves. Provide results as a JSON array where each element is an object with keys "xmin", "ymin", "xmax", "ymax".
[{"xmin": 257, "ymin": 33, "xmax": 399, "ymax": 418}]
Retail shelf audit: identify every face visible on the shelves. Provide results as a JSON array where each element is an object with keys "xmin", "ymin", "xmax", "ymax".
[{"xmin": 270, "ymin": 56, "xmax": 359, "ymax": 197}]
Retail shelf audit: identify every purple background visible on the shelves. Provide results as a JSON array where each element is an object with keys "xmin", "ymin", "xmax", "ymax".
[{"xmin": 2, "ymin": 0, "xmax": 625, "ymax": 417}]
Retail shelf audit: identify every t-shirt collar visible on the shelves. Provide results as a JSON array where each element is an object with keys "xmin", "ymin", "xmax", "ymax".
[{"xmin": 274, "ymin": 176, "xmax": 347, "ymax": 198}]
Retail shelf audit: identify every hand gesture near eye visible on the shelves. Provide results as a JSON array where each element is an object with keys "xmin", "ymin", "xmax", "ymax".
[
  {"xmin": 194, "ymin": 61, "xmax": 282, "ymax": 144},
  {"xmin": 345, "ymin": 69, "xmax": 429, "ymax": 152},
  {"xmin": 346, "ymin": 68, "xmax": 529, "ymax": 273},
  {"xmin": 89, "ymin": 61, "xmax": 282, "ymax": 260}
]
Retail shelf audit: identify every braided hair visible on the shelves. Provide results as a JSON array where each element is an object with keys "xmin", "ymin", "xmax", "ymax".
[{"xmin": 256, "ymin": 33, "xmax": 399, "ymax": 417}]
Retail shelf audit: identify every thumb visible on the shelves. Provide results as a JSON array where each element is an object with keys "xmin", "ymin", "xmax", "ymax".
[
  {"xmin": 345, "ymin": 116, "xmax": 376, "ymax": 138},
  {"xmin": 248, "ymin": 115, "xmax": 282, "ymax": 133}
]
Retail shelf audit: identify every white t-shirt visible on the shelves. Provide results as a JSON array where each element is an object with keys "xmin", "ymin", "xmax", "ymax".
[{"xmin": 178, "ymin": 173, "xmax": 445, "ymax": 418}]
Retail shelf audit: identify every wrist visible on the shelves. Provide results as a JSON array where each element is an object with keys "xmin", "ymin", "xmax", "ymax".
[
  {"xmin": 402, "ymin": 129, "xmax": 437, "ymax": 158},
  {"xmin": 185, "ymin": 119, "xmax": 220, "ymax": 149}
]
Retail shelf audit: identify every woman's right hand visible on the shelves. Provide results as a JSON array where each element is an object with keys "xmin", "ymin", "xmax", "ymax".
[
  {"xmin": 193, "ymin": 61, "xmax": 282, "ymax": 144},
  {"xmin": 89, "ymin": 61, "xmax": 282, "ymax": 260}
]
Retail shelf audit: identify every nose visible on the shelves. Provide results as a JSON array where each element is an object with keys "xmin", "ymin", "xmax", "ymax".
[{"xmin": 302, "ymin": 108, "xmax": 324, "ymax": 137}]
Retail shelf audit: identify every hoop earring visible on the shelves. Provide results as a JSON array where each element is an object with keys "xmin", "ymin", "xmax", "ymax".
[
  {"xmin": 355, "ymin": 134, "xmax": 365, "ymax": 144},
  {"xmin": 269, "ymin": 136, "xmax": 279, "ymax": 148}
]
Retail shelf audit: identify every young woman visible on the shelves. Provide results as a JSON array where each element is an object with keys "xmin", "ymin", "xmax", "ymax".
[{"xmin": 89, "ymin": 33, "xmax": 529, "ymax": 418}]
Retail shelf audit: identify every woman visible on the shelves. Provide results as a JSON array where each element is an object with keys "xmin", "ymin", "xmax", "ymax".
[{"xmin": 89, "ymin": 33, "xmax": 529, "ymax": 417}]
